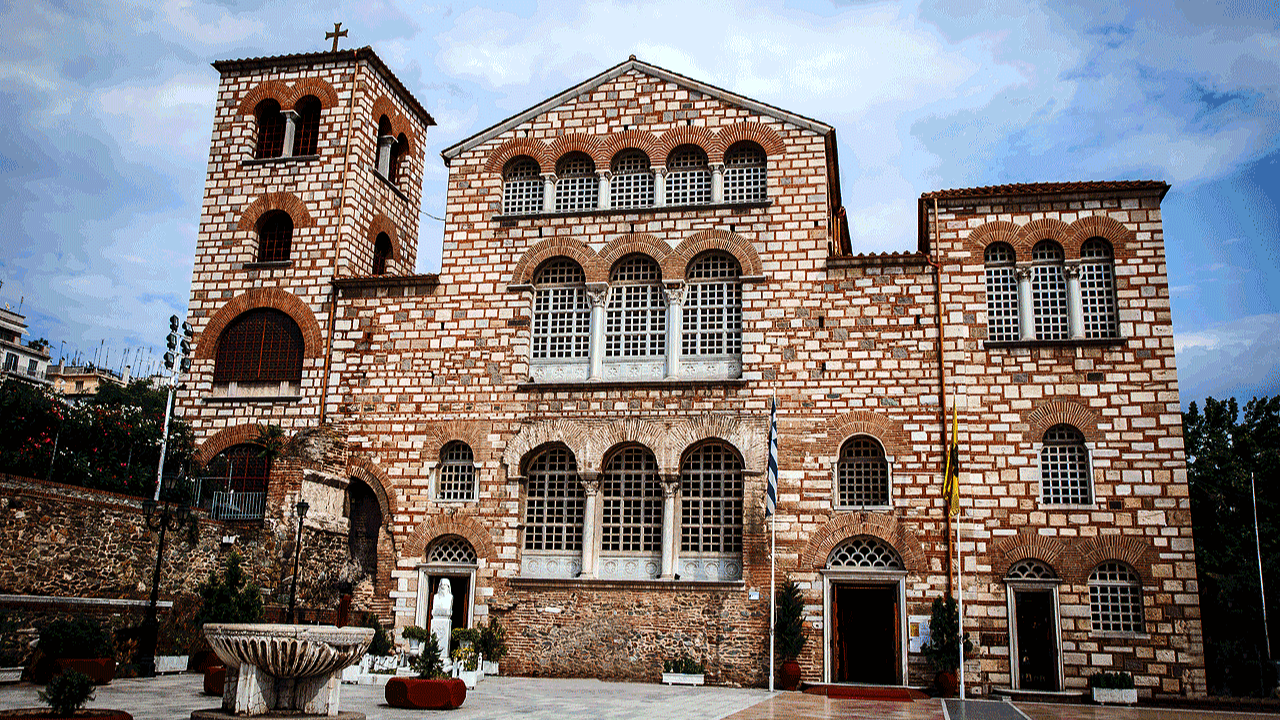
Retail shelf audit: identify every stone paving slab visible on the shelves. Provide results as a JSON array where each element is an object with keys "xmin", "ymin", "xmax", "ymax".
[{"xmin": 945, "ymin": 699, "xmax": 1034, "ymax": 720}]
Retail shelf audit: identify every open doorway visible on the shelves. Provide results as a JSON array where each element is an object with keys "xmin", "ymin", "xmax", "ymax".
[
  {"xmin": 831, "ymin": 583, "xmax": 901, "ymax": 684},
  {"xmin": 1013, "ymin": 589, "xmax": 1058, "ymax": 690}
]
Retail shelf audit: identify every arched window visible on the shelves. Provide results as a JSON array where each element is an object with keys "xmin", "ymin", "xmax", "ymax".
[
  {"xmin": 1089, "ymin": 561, "xmax": 1143, "ymax": 633},
  {"xmin": 389, "ymin": 132, "xmax": 408, "ymax": 183},
  {"xmin": 682, "ymin": 252, "xmax": 742, "ymax": 358},
  {"xmin": 532, "ymin": 258, "xmax": 590, "ymax": 362},
  {"xmin": 680, "ymin": 442, "xmax": 743, "ymax": 573},
  {"xmin": 610, "ymin": 149, "xmax": 654, "ymax": 208},
  {"xmin": 427, "ymin": 535, "xmax": 477, "ymax": 565},
  {"xmin": 437, "ymin": 441, "xmax": 475, "ymax": 502},
  {"xmin": 835, "ymin": 435, "xmax": 889, "ymax": 508},
  {"xmin": 347, "ymin": 477, "xmax": 381, "ymax": 577},
  {"xmin": 601, "ymin": 446, "xmax": 662, "ymax": 555},
  {"xmin": 523, "ymin": 445, "xmax": 585, "ymax": 553},
  {"xmin": 254, "ymin": 99, "xmax": 285, "ymax": 159},
  {"xmin": 213, "ymin": 308, "xmax": 304, "ymax": 385},
  {"xmin": 724, "ymin": 142, "xmax": 766, "ymax": 203},
  {"xmin": 826, "ymin": 536, "xmax": 903, "ymax": 570},
  {"xmin": 201, "ymin": 443, "xmax": 269, "ymax": 520},
  {"xmin": 1039, "ymin": 424, "xmax": 1091, "ymax": 504},
  {"xmin": 1031, "ymin": 240, "xmax": 1068, "ymax": 340},
  {"xmin": 257, "ymin": 210, "xmax": 293, "ymax": 263},
  {"xmin": 372, "ymin": 233, "xmax": 393, "ymax": 275},
  {"xmin": 985, "ymin": 242, "xmax": 1019, "ymax": 342},
  {"xmin": 606, "ymin": 255, "xmax": 665, "ymax": 359},
  {"xmin": 503, "ymin": 156, "xmax": 543, "ymax": 215},
  {"xmin": 554, "ymin": 152, "xmax": 597, "ymax": 212},
  {"xmin": 665, "ymin": 145, "xmax": 712, "ymax": 205},
  {"xmin": 1080, "ymin": 239, "xmax": 1118, "ymax": 338},
  {"xmin": 293, "ymin": 96, "xmax": 321, "ymax": 156},
  {"xmin": 1005, "ymin": 558, "xmax": 1057, "ymax": 580}
]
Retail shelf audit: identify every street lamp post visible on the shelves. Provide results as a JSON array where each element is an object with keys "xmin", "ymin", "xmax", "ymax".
[
  {"xmin": 136, "ymin": 498, "xmax": 194, "ymax": 677},
  {"xmin": 286, "ymin": 499, "xmax": 310, "ymax": 624}
]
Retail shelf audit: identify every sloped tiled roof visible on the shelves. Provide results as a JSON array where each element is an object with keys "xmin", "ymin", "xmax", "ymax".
[{"xmin": 920, "ymin": 180, "xmax": 1169, "ymax": 200}]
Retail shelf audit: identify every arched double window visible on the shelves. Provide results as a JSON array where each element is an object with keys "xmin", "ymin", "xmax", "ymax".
[
  {"xmin": 610, "ymin": 149, "xmax": 654, "ymax": 208},
  {"xmin": 665, "ymin": 145, "xmax": 712, "ymax": 206},
  {"xmin": 835, "ymin": 435, "xmax": 889, "ymax": 508},
  {"xmin": 984, "ymin": 242, "xmax": 1019, "ymax": 342},
  {"xmin": 372, "ymin": 233, "xmax": 393, "ymax": 275},
  {"xmin": 523, "ymin": 445, "xmax": 585, "ymax": 553},
  {"xmin": 1089, "ymin": 561, "xmax": 1143, "ymax": 633},
  {"xmin": 555, "ymin": 152, "xmax": 597, "ymax": 212},
  {"xmin": 503, "ymin": 156, "xmax": 543, "ymax": 215},
  {"xmin": 254, "ymin": 99, "xmax": 286, "ymax": 159},
  {"xmin": 682, "ymin": 252, "xmax": 742, "ymax": 358},
  {"xmin": 1031, "ymin": 240, "xmax": 1068, "ymax": 340},
  {"xmin": 1080, "ymin": 238, "xmax": 1118, "ymax": 338},
  {"xmin": 1039, "ymin": 424, "xmax": 1091, "ymax": 504},
  {"xmin": 605, "ymin": 255, "xmax": 666, "ymax": 360},
  {"xmin": 293, "ymin": 96, "xmax": 322, "ymax": 156},
  {"xmin": 680, "ymin": 441, "xmax": 743, "ymax": 580},
  {"xmin": 257, "ymin": 210, "xmax": 293, "ymax": 263},
  {"xmin": 436, "ymin": 441, "xmax": 476, "ymax": 502},
  {"xmin": 213, "ymin": 308, "xmax": 304, "ymax": 386},
  {"xmin": 531, "ymin": 258, "xmax": 590, "ymax": 364},
  {"xmin": 724, "ymin": 142, "xmax": 767, "ymax": 203}
]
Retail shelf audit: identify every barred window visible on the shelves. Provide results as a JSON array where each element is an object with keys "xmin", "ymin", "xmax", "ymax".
[
  {"xmin": 724, "ymin": 142, "xmax": 767, "ymax": 203},
  {"xmin": 532, "ymin": 258, "xmax": 590, "ymax": 360},
  {"xmin": 213, "ymin": 308, "xmax": 304, "ymax": 384},
  {"xmin": 523, "ymin": 446, "xmax": 584, "ymax": 552},
  {"xmin": 665, "ymin": 145, "xmax": 712, "ymax": 205},
  {"xmin": 257, "ymin": 210, "xmax": 292, "ymax": 263},
  {"xmin": 836, "ymin": 436, "xmax": 889, "ymax": 508},
  {"xmin": 503, "ymin": 156, "xmax": 543, "ymax": 215},
  {"xmin": 1031, "ymin": 241, "xmax": 1068, "ymax": 340},
  {"xmin": 606, "ymin": 255, "xmax": 665, "ymax": 358},
  {"xmin": 985, "ymin": 243, "xmax": 1019, "ymax": 342},
  {"xmin": 680, "ymin": 442, "xmax": 743, "ymax": 554},
  {"xmin": 682, "ymin": 252, "xmax": 742, "ymax": 357},
  {"xmin": 601, "ymin": 446, "xmax": 662, "ymax": 553},
  {"xmin": 427, "ymin": 535, "xmax": 478, "ymax": 565},
  {"xmin": 610, "ymin": 149, "xmax": 654, "ymax": 208},
  {"xmin": 293, "ymin": 95, "xmax": 321, "ymax": 156},
  {"xmin": 555, "ymin": 152, "xmax": 597, "ymax": 212},
  {"xmin": 827, "ymin": 536, "xmax": 903, "ymax": 570},
  {"xmin": 1090, "ymin": 561, "xmax": 1143, "ymax": 633},
  {"xmin": 254, "ymin": 99, "xmax": 285, "ymax": 159},
  {"xmin": 1040, "ymin": 424, "xmax": 1091, "ymax": 505},
  {"xmin": 204, "ymin": 444, "xmax": 270, "ymax": 495},
  {"xmin": 1080, "ymin": 239, "xmax": 1118, "ymax": 338},
  {"xmin": 372, "ymin": 233, "xmax": 392, "ymax": 275},
  {"xmin": 437, "ymin": 442, "xmax": 475, "ymax": 502},
  {"xmin": 1006, "ymin": 559, "xmax": 1057, "ymax": 581}
]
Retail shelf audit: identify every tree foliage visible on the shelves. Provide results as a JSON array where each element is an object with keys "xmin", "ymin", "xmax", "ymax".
[
  {"xmin": 774, "ymin": 579, "xmax": 806, "ymax": 661},
  {"xmin": 1185, "ymin": 395, "xmax": 1280, "ymax": 696},
  {"xmin": 921, "ymin": 594, "xmax": 974, "ymax": 672},
  {"xmin": 196, "ymin": 552, "xmax": 264, "ymax": 626}
]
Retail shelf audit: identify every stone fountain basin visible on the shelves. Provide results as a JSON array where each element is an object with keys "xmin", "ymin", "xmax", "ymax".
[{"xmin": 204, "ymin": 623, "xmax": 373, "ymax": 679}]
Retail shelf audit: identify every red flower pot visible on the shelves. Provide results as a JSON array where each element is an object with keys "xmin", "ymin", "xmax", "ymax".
[
  {"xmin": 385, "ymin": 677, "xmax": 468, "ymax": 709},
  {"xmin": 203, "ymin": 665, "xmax": 225, "ymax": 696},
  {"xmin": 55, "ymin": 658, "xmax": 115, "ymax": 685},
  {"xmin": 0, "ymin": 710, "xmax": 132, "ymax": 720},
  {"xmin": 935, "ymin": 670, "xmax": 959, "ymax": 697},
  {"xmin": 777, "ymin": 660, "xmax": 802, "ymax": 691}
]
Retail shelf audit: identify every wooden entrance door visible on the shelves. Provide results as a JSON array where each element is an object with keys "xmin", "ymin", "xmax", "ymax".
[
  {"xmin": 1014, "ymin": 589, "xmax": 1058, "ymax": 690},
  {"xmin": 833, "ymin": 583, "xmax": 900, "ymax": 684}
]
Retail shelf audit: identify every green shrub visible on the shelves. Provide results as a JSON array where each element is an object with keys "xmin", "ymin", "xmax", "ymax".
[
  {"xmin": 451, "ymin": 627, "xmax": 479, "ymax": 650},
  {"xmin": 477, "ymin": 620, "xmax": 508, "ymax": 662},
  {"xmin": 774, "ymin": 579, "xmax": 806, "ymax": 661},
  {"xmin": 663, "ymin": 654, "xmax": 704, "ymax": 674},
  {"xmin": 363, "ymin": 613, "xmax": 392, "ymax": 656},
  {"xmin": 410, "ymin": 632, "xmax": 446, "ymax": 679},
  {"xmin": 401, "ymin": 625, "xmax": 433, "ymax": 644},
  {"xmin": 197, "ymin": 552, "xmax": 263, "ymax": 625},
  {"xmin": 39, "ymin": 670, "xmax": 95, "ymax": 716},
  {"xmin": 921, "ymin": 595, "xmax": 974, "ymax": 672},
  {"xmin": 1089, "ymin": 671, "xmax": 1135, "ymax": 689},
  {"xmin": 39, "ymin": 618, "xmax": 112, "ymax": 660}
]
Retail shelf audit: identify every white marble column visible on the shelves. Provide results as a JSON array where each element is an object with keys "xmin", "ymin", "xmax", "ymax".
[
  {"xmin": 1065, "ymin": 263, "xmax": 1085, "ymax": 339},
  {"xmin": 654, "ymin": 167, "xmax": 667, "ymax": 207},
  {"xmin": 377, "ymin": 135, "xmax": 396, "ymax": 177},
  {"xmin": 711, "ymin": 163, "xmax": 725, "ymax": 203},
  {"xmin": 586, "ymin": 282, "xmax": 610, "ymax": 380},
  {"xmin": 659, "ymin": 475, "xmax": 680, "ymax": 580},
  {"xmin": 663, "ymin": 282, "xmax": 685, "ymax": 379},
  {"xmin": 597, "ymin": 170, "xmax": 612, "ymax": 210},
  {"xmin": 579, "ymin": 474, "xmax": 601, "ymax": 579},
  {"xmin": 542, "ymin": 174, "xmax": 557, "ymax": 213},
  {"xmin": 280, "ymin": 110, "xmax": 301, "ymax": 158},
  {"xmin": 1016, "ymin": 266, "xmax": 1035, "ymax": 341}
]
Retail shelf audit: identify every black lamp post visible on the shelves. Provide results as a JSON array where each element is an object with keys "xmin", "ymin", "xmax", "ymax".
[
  {"xmin": 136, "ymin": 498, "xmax": 194, "ymax": 677},
  {"xmin": 286, "ymin": 499, "xmax": 309, "ymax": 624}
]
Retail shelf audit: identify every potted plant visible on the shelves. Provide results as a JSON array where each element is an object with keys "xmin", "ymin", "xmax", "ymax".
[
  {"xmin": 451, "ymin": 643, "xmax": 479, "ymax": 689},
  {"xmin": 477, "ymin": 620, "xmax": 508, "ymax": 675},
  {"xmin": 774, "ymin": 579, "xmax": 806, "ymax": 691},
  {"xmin": 661, "ymin": 654, "xmax": 706, "ymax": 686},
  {"xmin": 401, "ymin": 625, "xmax": 432, "ymax": 656},
  {"xmin": 451, "ymin": 627, "xmax": 481, "ymax": 680},
  {"xmin": 1090, "ymin": 671, "xmax": 1137, "ymax": 705},
  {"xmin": 155, "ymin": 593, "xmax": 200, "ymax": 674},
  {"xmin": 921, "ymin": 595, "xmax": 974, "ymax": 697},
  {"xmin": 0, "ymin": 669, "xmax": 135, "ymax": 720},
  {"xmin": 195, "ymin": 552, "xmax": 263, "ymax": 696},
  {"xmin": 36, "ymin": 618, "xmax": 115, "ymax": 685},
  {"xmin": 385, "ymin": 632, "xmax": 467, "ymax": 709},
  {"xmin": 0, "ymin": 611, "xmax": 27, "ymax": 683}
]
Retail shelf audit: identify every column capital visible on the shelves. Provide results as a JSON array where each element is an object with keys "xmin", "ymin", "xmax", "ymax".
[
  {"xmin": 662, "ymin": 281, "xmax": 687, "ymax": 306},
  {"xmin": 579, "ymin": 473, "xmax": 601, "ymax": 494},
  {"xmin": 586, "ymin": 282, "xmax": 611, "ymax": 308},
  {"xmin": 1015, "ymin": 266, "xmax": 1033, "ymax": 281},
  {"xmin": 281, "ymin": 109, "xmax": 301, "ymax": 121},
  {"xmin": 652, "ymin": 166, "xmax": 667, "ymax": 177},
  {"xmin": 1063, "ymin": 262, "xmax": 1081, "ymax": 280},
  {"xmin": 596, "ymin": 169, "xmax": 612, "ymax": 180},
  {"xmin": 542, "ymin": 172, "xmax": 558, "ymax": 183},
  {"xmin": 710, "ymin": 162, "xmax": 725, "ymax": 173},
  {"xmin": 660, "ymin": 474, "xmax": 681, "ymax": 497}
]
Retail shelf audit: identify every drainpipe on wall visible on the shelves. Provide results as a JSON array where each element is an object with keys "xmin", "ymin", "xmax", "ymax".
[{"xmin": 922, "ymin": 197, "xmax": 951, "ymax": 596}]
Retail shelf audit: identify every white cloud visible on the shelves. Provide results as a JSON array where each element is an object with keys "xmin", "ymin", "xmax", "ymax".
[
  {"xmin": 94, "ymin": 73, "xmax": 217, "ymax": 163},
  {"xmin": 1176, "ymin": 313, "xmax": 1280, "ymax": 406}
]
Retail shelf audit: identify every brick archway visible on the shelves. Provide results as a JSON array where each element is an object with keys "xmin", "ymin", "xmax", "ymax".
[
  {"xmin": 1024, "ymin": 400, "xmax": 1103, "ymax": 445},
  {"xmin": 484, "ymin": 137, "xmax": 552, "ymax": 175},
  {"xmin": 235, "ymin": 192, "xmax": 315, "ymax": 231},
  {"xmin": 823, "ymin": 411, "xmax": 908, "ymax": 459},
  {"xmin": 673, "ymin": 230, "xmax": 763, "ymax": 278},
  {"xmin": 347, "ymin": 456, "xmax": 397, "ymax": 521},
  {"xmin": 991, "ymin": 530, "xmax": 1067, "ymax": 578},
  {"xmin": 1074, "ymin": 535, "xmax": 1155, "ymax": 586},
  {"xmin": 800, "ymin": 513, "xmax": 926, "ymax": 573},
  {"xmin": 194, "ymin": 288, "xmax": 324, "ymax": 361},
  {"xmin": 403, "ymin": 515, "xmax": 497, "ymax": 563},
  {"xmin": 194, "ymin": 423, "xmax": 267, "ymax": 466},
  {"xmin": 510, "ymin": 237, "xmax": 603, "ymax": 286}
]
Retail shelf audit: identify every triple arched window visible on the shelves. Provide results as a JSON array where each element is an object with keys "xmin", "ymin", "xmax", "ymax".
[
  {"xmin": 983, "ymin": 238, "xmax": 1119, "ymax": 342},
  {"xmin": 253, "ymin": 96, "xmax": 322, "ymax": 160},
  {"xmin": 213, "ymin": 308, "xmax": 304, "ymax": 388},
  {"xmin": 1039, "ymin": 424, "xmax": 1091, "ymax": 505}
]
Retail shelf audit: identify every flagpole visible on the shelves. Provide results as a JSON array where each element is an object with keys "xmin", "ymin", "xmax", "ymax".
[
  {"xmin": 1252, "ymin": 471, "xmax": 1273, "ymax": 661},
  {"xmin": 957, "ymin": 511, "xmax": 965, "ymax": 700},
  {"xmin": 768, "ymin": 394, "xmax": 778, "ymax": 693},
  {"xmin": 770, "ymin": 491, "xmax": 776, "ymax": 692}
]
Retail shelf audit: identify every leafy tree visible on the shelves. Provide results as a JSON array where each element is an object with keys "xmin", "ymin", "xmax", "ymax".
[{"xmin": 1185, "ymin": 395, "xmax": 1280, "ymax": 696}]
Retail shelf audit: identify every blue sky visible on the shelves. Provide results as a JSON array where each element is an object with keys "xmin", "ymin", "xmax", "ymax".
[{"xmin": 1, "ymin": 0, "xmax": 1276, "ymax": 408}]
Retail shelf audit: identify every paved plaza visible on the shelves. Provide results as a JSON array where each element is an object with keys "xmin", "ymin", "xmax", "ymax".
[{"xmin": 1, "ymin": 675, "xmax": 1277, "ymax": 720}]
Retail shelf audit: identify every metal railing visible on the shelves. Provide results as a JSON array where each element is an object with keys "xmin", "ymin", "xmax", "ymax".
[{"xmin": 208, "ymin": 490, "xmax": 267, "ymax": 521}]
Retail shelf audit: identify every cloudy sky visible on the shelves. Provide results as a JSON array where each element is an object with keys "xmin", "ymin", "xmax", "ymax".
[{"xmin": 1, "ymin": 0, "xmax": 1276, "ymax": 407}]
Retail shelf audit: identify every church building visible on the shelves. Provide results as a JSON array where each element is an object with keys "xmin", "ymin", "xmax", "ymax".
[{"xmin": 176, "ymin": 45, "xmax": 1206, "ymax": 696}]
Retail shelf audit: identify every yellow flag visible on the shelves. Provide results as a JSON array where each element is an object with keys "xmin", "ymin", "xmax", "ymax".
[{"xmin": 943, "ymin": 400, "xmax": 960, "ymax": 517}]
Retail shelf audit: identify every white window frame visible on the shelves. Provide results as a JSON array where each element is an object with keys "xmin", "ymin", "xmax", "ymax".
[
  {"xmin": 1004, "ymin": 560, "xmax": 1064, "ymax": 691},
  {"xmin": 502, "ymin": 156, "xmax": 543, "ymax": 215},
  {"xmin": 665, "ymin": 145, "xmax": 712, "ymax": 206},
  {"xmin": 609, "ymin": 150, "xmax": 654, "ymax": 208},
  {"xmin": 433, "ymin": 441, "xmax": 477, "ymax": 503},
  {"xmin": 530, "ymin": 258, "xmax": 590, "ymax": 382},
  {"xmin": 680, "ymin": 252, "xmax": 742, "ymax": 380},
  {"xmin": 1080, "ymin": 239, "xmax": 1119, "ymax": 339},
  {"xmin": 1037, "ymin": 425, "xmax": 1094, "ymax": 506},
  {"xmin": 984, "ymin": 243, "xmax": 1020, "ymax": 342},
  {"xmin": 723, "ymin": 142, "xmax": 767, "ymax": 203},
  {"xmin": 554, "ymin": 152, "xmax": 597, "ymax": 213},
  {"xmin": 1031, "ymin": 240, "xmax": 1069, "ymax": 340},
  {"xmin": 1088, "ymin": 561, "xmax": 1146, "ymax": 636},
  {"xmin": 833, "ymin": 435, "xmax": 893, "ymax": 510}
]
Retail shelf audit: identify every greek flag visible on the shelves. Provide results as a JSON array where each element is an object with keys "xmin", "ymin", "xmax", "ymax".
[{"xmin": 765, "ymin": 397, "xmax": 778, "ymax": 517}]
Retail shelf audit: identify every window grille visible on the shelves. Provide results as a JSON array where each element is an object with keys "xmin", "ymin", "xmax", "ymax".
[
  {"xmin": 1031, "ymin": 241, "xmax": 1068, "ymax": 340},
  {"xmin": 532, "ymin": 259, "xmax": 590, "ymax": 360},
  {"xmin": 1089, "ymin": 561, "xmax": 1143, "ymax": 633},
  {"xmin": 724, "ymin": 143, "xmax": 767, "ymax": 203},
  {"xmin": 523, "ymin": 446, "xmax": 584, "ymax": 552},
  {"xmin": 200, "ymin": 444, "xmax": 270, "ymax": 519},
  {"xmin": 610, "ymin": 150, "xmax": 654, "ymax": 208},
  {"xmin": 682, "ymin": 253, "xmax": 742, "ymax": 357},
  {"xmin": 826, "ymin": 536, "xmax": 903, "ymax": 570},
  {"xmin": 1080, "ymin": 239, "xmax": 1118, "ymax": 338},
  {"xmin": 601, "ymin": 447, "xmax": 662, "ymax": 553},
  {"xmin": 254, "ymin": 99, "xmax": 285, "ymax": 159},
  {"xmin": 1040, "ymin": 424, "xmax": 1091, "ymax": 504},
  {"xmin": 427, "ymin": 535, "xmax": 478, "ymax": 565},
  {"xmin": 985, "ymin": 243, "xmax": 1019, "ymax": 342},
  {"xmin": 1006, "ymin": 559, "xmax": 1057, "ymax": 580},
  {"xmin": 606, "ymin": 255, "xmax": 665, "ymax": 357},
  {"xmin": 503, "ymin": 156, "xmax": 543, "ymax": 215},
  {"xmin": 372, "ymin": 233, "xmax": 392, "ymax": 275},
  {"xmin": 3, "ymin": 354, "xmax": 15, "ymax": 372},
  {"xmin": 437, "ymin": 442, "xmax": 475, "ymax": 501},
  {"xmin": 680, "ymin": 442, "xmax": 743, "ymax": 554},
  {"xmin": 213, "ymin": 308, "xmax": 304, "ymax": 383},
  {"xmin": 293, "ymin": 96, "xmax": 321, "ymax": 156},
  {"xmin": 555, "ymin": 152, "xmax": 597, "ymax": 212},
  {"xmin": 257, "ymin": 211, "xmax": 292, "ymax": 263},
  {"xmin": 665, "ymin": 145, "xmax": 712, "ymax": 205},
  {"xmin": 836, "ymin": 436, "xmax": 889, "ymax": 507}
]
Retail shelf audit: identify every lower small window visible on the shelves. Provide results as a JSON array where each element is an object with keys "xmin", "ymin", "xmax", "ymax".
[
  {"xmin": 436, "ymin": 441, "xmax": 476, "ymax": 501},
  {"xmin": 1089, "ymin": 561, "xmax": 1143, "ymax": 633}
]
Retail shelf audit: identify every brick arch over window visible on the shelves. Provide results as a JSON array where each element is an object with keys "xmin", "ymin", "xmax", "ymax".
[
  {"xmin": 348, "ymin": 456, "xmax": 397, "ymax": 522},
  {"xmin": 547, "ymin": 134, "xmax": 605, "ymax": 167},
  {"xmin": 403, "ymin": 516, "xmax": 497, "ymax": 562},
  {"xmin": 963, "ymin": 220, "xmax": 1022, "ymax": 256},
  {"xmin": 367, "ymin": 214, "xmax": 400, "ymax": 261},
  {"xmin": 283, "ymin": 78, "xmax": 339, "ymax": 110},
  {"xmin": 195, "ymin": 288, "xmax": 324, "ymax": 361},
  {"xmin": 664, "ymin": 415, "xmax": 765, "ymax": 479},
  {"xmin": 236, "ymin": 80, "xmax": 293, "ymax": 116},
  {"xmin": 422, "ymin": 419, "xmax": 494, "ymax": 465},
  {"xmin": 370, "ymin": 95, "xmax": 419, "ymax": 157},
  {"xmin": 484, "ymin": 137, "xmax": 552, "ymax": 174},
  {"xmin": 822, "ymin": 411, "xmax": 907, "ymax": 459},
  {"xmin": 236, "ymin": 192, "xmax": 315, "ymax": 232},
  {"xmin": 800, "ymin": 513, "xmax": 926, "ymax": 573},
  {"xmin": 653, "ymin": 127, "xmax": 717, "ymax": 166},
  {"xmin": 712, "ymin": 122, "xmax": 786, "ymax": 163},
  {"xmin": 991, "ymin": 530, "xmax": 1067, "ymax": 576},
  {"xmin": 510, "ymin": 237, "xmax": 603, "ymax": 285},
  {"xmin": 1024, "ymin": 400, "xmax": 1103, "ymax": 445},
  {"xmin": 673, "ymin": 230, "xmax": 763, "ymax": 278},
  {"xmin": 1013, "ymin": 218, "xmax": 1072, "ymax": 256},
  {"xmin": 599, "ymin": 130, "xmax": 660, "ymax": 164},
  {"xmin": 1066, "ymin": 215, "xmax": 1136, "ymax": 260},
  {"xmin": 1074, "ymin": 535, "xmax": 1154, "ymax": 585},
  {"xmin": 501, "ymin": 419, "xmax": 591, "ymax": 481},
  {"xmin": 193, "ymin": 423, "xmax": 269, "ymax": 466},
  {"xmin": 598, "ymin": 234, "xmax": 673, "ymax": 280},
  {"xmin": 584, "ymin": 420, "xmax": 665, "ymax": 476}
]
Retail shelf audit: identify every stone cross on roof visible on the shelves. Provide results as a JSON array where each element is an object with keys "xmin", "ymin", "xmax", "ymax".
[{"xmin": 326, "ymin": 23, "xmax": 348, "ymax": 52}]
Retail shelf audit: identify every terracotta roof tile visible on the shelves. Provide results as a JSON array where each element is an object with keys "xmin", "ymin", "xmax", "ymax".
[{"xmin": 920, "ymin": 180, "xmax": 1168, "ymax": 200}]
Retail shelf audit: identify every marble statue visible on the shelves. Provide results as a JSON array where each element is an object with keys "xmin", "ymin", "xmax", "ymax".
[{"xmin": 430, "ymin": 578, "xmax": 453, "ymax": 667}]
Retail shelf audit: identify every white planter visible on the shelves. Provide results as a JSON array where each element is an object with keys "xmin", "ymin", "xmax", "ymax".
[
  {"xmin": 1092, "ymin": 687, "xmax": 1138, "ymax": 705},
  {"xmin": 482, "ymin": 660, "xmax": 500, "ymax": 676},
  {"xmin": 154, "ymin": 655, "xmax": 189, "ymax": 674},
  {"xmin": 455, "ymin": 669, "xmax": 478, "ymax": 689},
  {"xmin": 662, "ymin": 672, "xmax": 705, "ymax": 686},
  {"xmin": 0, "ymin": 666, "xmax": 23, "ymax": 683}
]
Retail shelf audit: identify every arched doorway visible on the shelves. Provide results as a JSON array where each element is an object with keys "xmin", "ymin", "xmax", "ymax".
[
  {"xmin": 416, "ymin": 535, "xmax": 478, "ymax": 633},
  {"xmin": 347, "ymin": 478, "xmax": 381, "ymax": 579},
  {"xmin": 1005, "ymin": 559, "xmax": 1062, "ymax": 690},
  {"xmin": 822, "ymin": 536, "xmax": 907, "ymax": 685}
]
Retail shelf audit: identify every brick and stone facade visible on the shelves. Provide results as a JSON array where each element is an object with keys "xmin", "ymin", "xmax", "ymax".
[{"xmin": 175, "ymin": 50, "xmax": 1205, "ymax": 696}]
